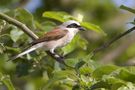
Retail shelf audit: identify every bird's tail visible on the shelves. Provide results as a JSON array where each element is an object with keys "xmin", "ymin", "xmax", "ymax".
[{"xmin": 8, "ymin": 46, "xmax": 38, "ymax": 61}]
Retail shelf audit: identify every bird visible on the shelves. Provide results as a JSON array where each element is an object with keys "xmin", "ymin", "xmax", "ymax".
[{"xmin": 9, "ymin": 20, "xmax": 85, "ymax": 62}]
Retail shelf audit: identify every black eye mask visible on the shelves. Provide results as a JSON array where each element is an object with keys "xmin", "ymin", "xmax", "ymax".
[{"xmin": 67, "ymin": 23, "xmax": 80, "ymax": 28}]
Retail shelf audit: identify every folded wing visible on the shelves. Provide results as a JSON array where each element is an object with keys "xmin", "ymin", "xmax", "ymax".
[{"xmin": 31, "ymin": 29, "xmax": 68, "ymax": 45}]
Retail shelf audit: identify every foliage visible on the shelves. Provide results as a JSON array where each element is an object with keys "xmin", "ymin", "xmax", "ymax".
[
  {"xmin": 0, "ymin": 73, "xmax": 15, "ymax": 90},
  {"xmin": 43, "ymin": 11, "xmax": 106, "ymax": 35},
  {"xmin": 0, "ymin": 0, "xmax": 135, "ymax": 90}
]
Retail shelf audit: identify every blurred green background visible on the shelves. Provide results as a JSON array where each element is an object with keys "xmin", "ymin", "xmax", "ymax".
[{"xmin": 0, "ymin": 0, "xmax": 135, "ymax": 90}]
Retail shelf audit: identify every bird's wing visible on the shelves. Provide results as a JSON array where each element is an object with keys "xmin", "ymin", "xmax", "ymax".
[
  {"xmin": 8, "ymin": 29, "xmax": 68, "ymax": 61},
  {"xmin": 31, "ymin": 28, "xmax": 68, "ymax": 45}
]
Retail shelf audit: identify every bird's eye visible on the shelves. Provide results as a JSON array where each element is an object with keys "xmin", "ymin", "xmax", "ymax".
[{"xmin": 67, "ymin": 23, "xmax": 79, "ymax": 28}]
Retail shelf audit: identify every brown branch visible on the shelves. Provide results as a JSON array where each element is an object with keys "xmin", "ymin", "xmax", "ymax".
[
  {"xmin": 100, "ymin": 35, "xmax": 135, "ymax": 63},
  {"xmin": 93, "ymin": 26, "xmax": 135, "ymax": 54},
  {"xmin": 0, "ymin": 12, "xmax": 39, "ymax": 40},
  {"xmin": 0, "ymin": 12, "xmax": 62, "ymax": 64}
]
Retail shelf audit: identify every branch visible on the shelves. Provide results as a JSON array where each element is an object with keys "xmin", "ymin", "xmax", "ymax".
[
  {"xmin": 0, "ymin": 12, "xmax": 39, "ymax": 40},
  {"xmin": 93, "ymin": 26, "xmax": 135, "ymax": 54},
  {"xmin": 100, "ymin": 35, "xmax": 135, "ymax": 63},
  {"xmin": 0, "ymin": 12, "xmax": 61, "ymax": 63}
]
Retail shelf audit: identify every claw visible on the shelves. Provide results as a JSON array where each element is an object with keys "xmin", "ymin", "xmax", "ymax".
[{"xmin": 56, "ymin": 56, "xmax": 64, "ymax": 63}]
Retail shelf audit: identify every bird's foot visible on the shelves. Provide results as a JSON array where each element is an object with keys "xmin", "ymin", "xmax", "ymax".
[
  {"xmin": 56, "ymin": 56, "xmax": 74, "ymax": 69},
  {"xmin": 56, "ymin": 55, "xmax": 64, "ymax": 63}
]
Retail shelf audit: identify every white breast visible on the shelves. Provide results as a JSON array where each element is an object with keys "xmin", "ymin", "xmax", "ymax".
[
  {"xmin": 59, "ymin": 28, "xmax": 79, "ymax": 47},
  {"xmin": 41, "ymin": 28, "xmax": 79, "ymax": 50}
]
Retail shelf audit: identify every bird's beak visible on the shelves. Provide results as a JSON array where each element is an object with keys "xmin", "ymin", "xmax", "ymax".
[{"xmin": 78, "ymin": 26, "xmax": 86, "ymax": 31}]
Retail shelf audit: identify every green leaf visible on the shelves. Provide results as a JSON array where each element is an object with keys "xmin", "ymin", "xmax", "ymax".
[
  {"xmin": 10, "ymin": 27, "xmax": 24, "ymax": 42},
  {"xmin": 35, "ymin": 21, "xmax": 56, "ymax": 32},
  {"xmin": 79, "ymin": 67, "xmax": 93, "ymax": 75},
  {"xmin": 43, "ymin": 70, "xmax": 75, "ymax": 89},
  {"xmin": 91, "ymin": 75, "xmax": 126, "ymax": 90},
  {"xmin": 53, "ymin": 70, "xmax": 74, "ymax": 79},
  {"xmin": 43, "ymin": 11, "xmax": 105, "ymax": 35},
  {"xmin": 43, "ymin": 11, "xmax": 73, "ymax": 22},
  {"xmin": 116, "ymin": 69, "xmax": 135, "ymax": 83},
  {"xmin": 103, "ymin": 76, "xmax": 124, "ymax": 85},
  {"xmin": 16, "ymin": 61, "xmax": 32, "ymax": 77},
  {"xmin": 120, "ymin": 5, "xmax": 135, "ymax": 14},
  {"xmin": 92, "ymin": 65, "xmax": 118, "ymax": 79},
  {"xmin": 101, "ymin": 75, "xmax": 126, "ymax": 90},
  {"xmin": 65, "ymin": 58, "xmax": 79, "ymax": 67},
  {"xmin": 125, "ymin": 66, "xmax": 135, "ymax": 74},
  {"xmin": 15, "ymin": 8, "xmax": 35, "ymax": 29},
  {"xmin": 62, "ymin": 35, "xmax": 87, "ymax": 55},
  {"xmin": 6, "ymin": 8, "xmax": 35, "ymax": 29},
  {"xmin": 90, "ymin": 81, "xmax": 111, "ymax": 90},
  {"xmin": 117, "ymin": 82, "xmax": 135, "ymax": 90},
  {"xmin": 75, "ymin": 60, "xmax": 86, "ymax": 69},
  {"xmin": 0, "ymin": 43, "xmax": 6, "ymax": 54},
  {"xmin": 0, "ymin": 73, "xmax": 15, "ymax": 90},
  {"xmin": 5, "ymin": 46, "xmax": 20, "ymax": 53},
  {"xmin": 81, "ymin": 22, "xmax": 106, "ymax": 35}
]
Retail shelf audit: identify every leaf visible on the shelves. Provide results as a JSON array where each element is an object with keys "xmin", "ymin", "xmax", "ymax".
[
  {"xmin": 120, "ymin": 5, "xmax": 135, "ymax": 14},
  {"xmin": 91, "ymin": 75, "xmax": 126, "ymax": 90},
  {"xmin": 62, "ymin": 35, "xmax": 87, "ymax": 55},
  {"xmin": 72, "ymin": 85, "xmax": 80, "ymax": 90},
  {"xmin": 64, "ymin": 58, "xmax": 79, "ymax": 67},
  {"xmin": 0, "ymin": 43, "xmax": 6, "ymax": 53},
  {"xmin": 16, "ymin": 61, "xmax": 32, "ymax": 77},
  {"xmin": 81, "ymin": 22, "xmax": 106, "ymax": 35},
  {"xmin": 0, "ymin": 73, "xmax": 15, "ymax": 90},
  {"xmin": 14, "ymin": 8, "xmax": 35, "ymax": 29},
  {"xmin": 79, "ymin": 67, "xmax": 93, "ymax": 75},
  {"xmin": 90, "ymin": 81, "xmax": 111, "ymax": 90},
  {"xmin": 103, "ymin": 76, "xmax": 125, "ymax": 85},
  {"xmin": 53, "ymin": 70, "xmax": 74, "ymax": 79},
  {"xmin": 43, "ymin": 70, "xmax": 75, "ymax": 89},
  {"xmin": 10, "ymin": 27, "xmax": 24, "ymax": 42},
  {"xmin": 5, "ymin": 8, "xmax": 35, "ymax": 29},
  {"xmin": 35, "ymin": 21, "xmax": 56, "ymax": 32},
  {"xmin": 116, "ymin": 69, "xmax": 135, "ymax": 83},
  {"xmin": 117, "ymin": 82, "xmax": 135, "ymax": 90},
  {"xmin": 5, "ymin": 46, "xmax": 20, "ymax": 53},
  {"xmin": 92, "ymin": 65, "xmax": 118, "ymax": 79},
  {"xmin": 101, "ymin": 75, "xmax": 126, "ymax": 90},
  {"xmin": 43, "ymin": 11, "xmax": 106, "ymax": 35},
  {"xmin": 125, "ymin": 66, "xmax": 135, "ymax": 74},
  {"xmin": 43, "ymin": 11, "xmax": 73, "ymax": 22},
  {"xmin": 75, "ymin": 60, "xmax": 86, "ymax": 69}
]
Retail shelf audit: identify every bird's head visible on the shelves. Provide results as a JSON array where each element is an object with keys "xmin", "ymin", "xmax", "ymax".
[{"xmin": 60, "ymin": 20, "xmax": 86, "ymax": 31}]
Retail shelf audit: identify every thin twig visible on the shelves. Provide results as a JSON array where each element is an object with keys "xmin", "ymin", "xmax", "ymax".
[{"xmin": 93, "ymin": 26, "xmax": 135, "ymax": 54}]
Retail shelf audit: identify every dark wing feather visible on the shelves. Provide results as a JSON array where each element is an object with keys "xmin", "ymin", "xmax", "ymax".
[{"xmin": 31, "ymin": 29, "xmax": 68, "ymax": 45}]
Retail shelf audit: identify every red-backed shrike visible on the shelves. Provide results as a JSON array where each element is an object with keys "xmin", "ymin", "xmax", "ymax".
[{"xmin": 11, "ymin": 20, "xmax": 85, "ymax": 61}]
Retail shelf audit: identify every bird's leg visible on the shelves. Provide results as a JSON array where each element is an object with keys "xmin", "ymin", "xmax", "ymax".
[
  {"xmin": 53, "ymin": 50, "xmax": 64, "ymax": 59},
  {"xmin": 46, "ymin": 50, "xmax": 74, "ymax": 69},
  {"xmin": 49, "ymin": 49, "xmax": 64, "ymax": 62}
]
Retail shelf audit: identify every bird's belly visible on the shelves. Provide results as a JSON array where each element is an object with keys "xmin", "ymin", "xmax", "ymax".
[
  {"xmin": 58, "ymin": 33, "xmax": 74, "ymax": 47},
  {"xmin": 42, "ymin": 34, "xmax": 73, "ymax": 50}
]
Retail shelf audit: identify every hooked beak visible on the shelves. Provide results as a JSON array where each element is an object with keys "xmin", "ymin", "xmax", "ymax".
[{"xmin": 78, "ymin": 26, "xmax": 86, "ymax": 31}]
